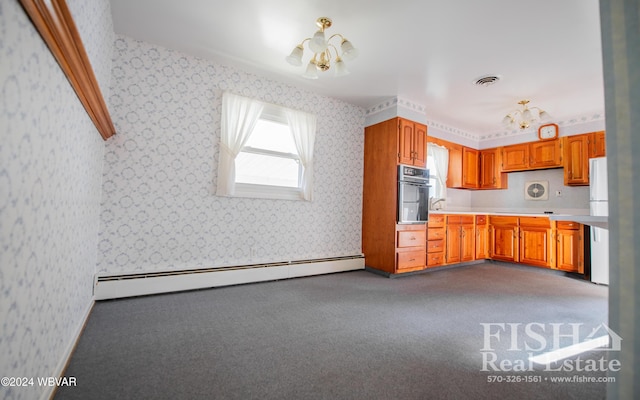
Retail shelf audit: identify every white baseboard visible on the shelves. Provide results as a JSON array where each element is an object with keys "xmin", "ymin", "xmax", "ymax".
[
  {"xmin": 41, "ymin": 299, "xmax": 94, "ymax": 400},
  {"xmin": 94, "ymin": 255, "xmax": 365, "ymax": 300}
]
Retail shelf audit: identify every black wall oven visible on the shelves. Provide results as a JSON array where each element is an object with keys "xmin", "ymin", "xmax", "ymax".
[{"xmin": 397, "ymin": 165, "xmax": 430, "ymax": 224}]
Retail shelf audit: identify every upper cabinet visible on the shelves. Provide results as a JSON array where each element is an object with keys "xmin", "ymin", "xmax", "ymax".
[
  {"xmin": 479, "ymin": 148, "xmax": 508, "ymax": 189},
  {"xmin": 563, "ymin": 134, "xmax": 590, "ymax": 186},
  {"xmin": 501, "ymin": 143, "xmax": 529, "ymax": 171},
  {"xmin": 589, "ymin": 131, "xmax": 606, "ymax": 158},
  {"xmin": 446, "ymin": 144, "xmax": 479, "ymax": 189},
  {"xmin": 501, "ymin": 140, "xmax": 562, "ymax": 172},
  {"xmin": 398, "ymin": 118, "xmax": 427, "ymax": 167}
]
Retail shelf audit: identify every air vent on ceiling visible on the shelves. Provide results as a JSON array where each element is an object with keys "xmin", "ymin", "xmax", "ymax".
[
  {"xmin": 525, "ymin": 181, "xmax": 549, "ymax": 201},
  {"xmin": 474, "ymin": 75, "xmax": 501, "ymax": 87}
]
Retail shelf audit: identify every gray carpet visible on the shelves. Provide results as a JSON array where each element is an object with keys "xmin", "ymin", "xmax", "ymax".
[{"xmin": 55, "ymin": 262, "xmax": 609, "ymax": 400}]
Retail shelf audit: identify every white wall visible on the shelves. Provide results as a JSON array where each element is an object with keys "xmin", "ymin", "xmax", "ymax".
[
  {"xmin": 0, "ymin": 1, "xmax": 113, "ymax": 399},
  {"xmin": 97, "ymin": 36, "xmax": 365, "ymax": 275}
]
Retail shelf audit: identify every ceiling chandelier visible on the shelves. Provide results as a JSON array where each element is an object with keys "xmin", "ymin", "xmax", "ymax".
[
  {"xmin": 502, "ymin": 100, "xmax": 551, "ymax": 130},
  {"xmin": 285, "ymin": 17, "xmax": 358, "ymax": 79}
]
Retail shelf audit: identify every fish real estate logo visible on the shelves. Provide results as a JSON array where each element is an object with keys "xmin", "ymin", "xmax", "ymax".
[{"xmin": 480, "ymin": 322, "xmax": 622, "ymax": 373}]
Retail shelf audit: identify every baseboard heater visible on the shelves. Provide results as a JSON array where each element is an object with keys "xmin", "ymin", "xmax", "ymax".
[{"xmin": 93, "ymin": 255, "xmax": 365, "ymax": 300}]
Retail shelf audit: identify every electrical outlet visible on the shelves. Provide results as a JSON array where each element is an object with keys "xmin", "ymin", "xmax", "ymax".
[{"xmin": 555, "ymin": 190, "xmax": 562, "ymax": 197}]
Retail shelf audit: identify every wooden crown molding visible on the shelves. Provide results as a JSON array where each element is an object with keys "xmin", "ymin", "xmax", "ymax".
[{"xmin": 19, "ymin": 0, "xmax": 115, "ymax": 140}]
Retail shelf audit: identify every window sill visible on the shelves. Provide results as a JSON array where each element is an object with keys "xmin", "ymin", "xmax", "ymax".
[{"xmin": 230, "ymin": 183, "xmax": 305, "ymax": 201}]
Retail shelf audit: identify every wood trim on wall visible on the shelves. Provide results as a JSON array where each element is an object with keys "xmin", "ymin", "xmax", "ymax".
[{"xmin": 18, "ymin": 0, "xmax": 116, "ymax": 140}]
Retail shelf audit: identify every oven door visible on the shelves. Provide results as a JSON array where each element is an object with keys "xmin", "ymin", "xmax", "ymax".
[{"xmin": 398, "ymin": 181, "xmax": 429, "ymax": 223}]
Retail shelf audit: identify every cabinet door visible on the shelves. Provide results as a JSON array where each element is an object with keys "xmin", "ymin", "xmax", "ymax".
[
  {"xmin": 460, "ymin": 224, "xmax": 475, "ymax": 261},
  {"xmin": 519, "ymin": 227, "xmax": 552, "ymax": 267},
  {"xmin": 490, "ymin": 225, "xmax": 518, "ymax": 262},
  {"xmin": 529, "ymin": 139, "xmax": 562, "ymax": 168},
  {"xmin": 398, "ymin": 119, "xmax": 414, "ymax": 165},
  {"xmin": 501, "ymin": 144, "xmax": 529, "ymax": 171},
  {"xmin": 462, "ymin": 148, "xmax": 479, "ymax": 188},
  {"xmin": 475, "ymin": 224, "xmax": 489, "ymax": 259},
  {"xmin": 590, "ymin": 131, "xmax": 606, "ymax": 158},
  {"xmin": 446, "ymin": 224, "xmax": 461, "ymax": 264},
  {"xmin": 413, "ymin": 123, "xmax": 427, "ymax": 167},
  {"xmin": 564, "ymin": 135, "xmax": 590, "ymax": 185},
  {"xmin": 479, "ymin": 149, "xmax": 507, "ymax": 189},
  {"xmin": 557, "ymin": 228, "xmax": 583, "ymax": 273}
]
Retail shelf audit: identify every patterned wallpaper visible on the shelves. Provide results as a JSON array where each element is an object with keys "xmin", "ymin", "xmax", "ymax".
[
  {"xmin": 98, "ymin": 36, "xmax": 365, "ymax": 275},
  {"xmin": 0, "ymin": 1, "xmax": 113, "ymax": 399}
]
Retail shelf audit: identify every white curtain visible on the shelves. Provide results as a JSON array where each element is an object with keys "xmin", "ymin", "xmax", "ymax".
[
  {"xmin": 216, "ymin": 92, "xmax": 264, "ymax": 196},
  {"xmin": 285, "ymin": 109, "xmax": 317, "ymax": 201},
  {"xmin": 427, "ymin": 143, "xmax": 449, "ymax": 199}
]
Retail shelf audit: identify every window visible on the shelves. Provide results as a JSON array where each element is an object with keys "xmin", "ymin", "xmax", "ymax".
[
  {"xmin": 216, "ymin": 93, "xmax": 316, "ymax": 201},
  {"xmin": 426, "ymin": 143, "xmax": 449, "ymax": 202}
]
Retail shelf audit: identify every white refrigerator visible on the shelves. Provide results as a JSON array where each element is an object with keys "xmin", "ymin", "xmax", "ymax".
[{"xmin": 589, "ymin": 157, "xmax": 609, "ymax": 285}]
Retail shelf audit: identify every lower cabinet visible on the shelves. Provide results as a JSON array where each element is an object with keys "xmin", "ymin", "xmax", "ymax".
[
  {"xmin": 555, "ymin": 221, "xmax": 584, "ymax": 273},
  {"xmin": 427, "ymin": 214, "xmax": 446, "ymax": 267},
  {"xmin": 396, "ymin": 224, "xmax": 427, "ymax": 272},
  {"xmin": 475, "ymin": 215, "xmax": 489, "ymax": 259},
  {"xmin": 489, "ymin": 216, "xmax": 519, "ymax": 262},
  {"xmin": 445, "ymin": 215, "xmax": 475, "ymax": 264},
  {"xmin": 519, "ymin": 217, "xmax": 554, "ymax": 268}
]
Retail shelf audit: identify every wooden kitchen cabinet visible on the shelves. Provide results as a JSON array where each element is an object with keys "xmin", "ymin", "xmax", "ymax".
[
  {"xmin": 502, "ymin": 140, "xmax": 562, "ymax": 172},
  {"xmin": 479, "ymin": 148, "xmax": 507, "ymax": 189},
  {"xmin": 489, "ymin": 216, "xmax": 519, "ymax": 262},
  {"xmin": 501, "ymin": 143, "xmax": 529, "ymax": 171},
  {"xmin": 529, "ymin": 139, "xmax": 562, "ymax": 169},
  {"xmin": 555, "ymin": 221, "xmax": 584, "ymax": 273},
  {"xmin": 398, "ymin": 118, "xmax": 427, "ymax": 167},
  {"xmin": 363, "ymin": 118, "xmax": 429, "ymax": 275},
  {"xmin": 446, "ymin": 215, "xmax": 475, "ymax": 264},
  {"xmin": 475, "ymin": 215, "xmax": 489, "ymax": 259},
  {"xmin": 589, "ymin": 131, "xmax": 606, "ymax": 158},
  {"xmin": 448, "ymin": 146, "xmax": 479, "ymax": 189},
  {"xmin": 519, "ymin": 217, "xmax": 554, "ymax": 268},
  {"xmin": 563, "ymin": 134, "xmax": 590, "ymax": 185},
  {"xmin": 396, "ymin": 224, "xmax": 427, "ymax": 272},
  {"xmin": 427, "ymin": 214, "xmax": 446, "ymax": 267}
]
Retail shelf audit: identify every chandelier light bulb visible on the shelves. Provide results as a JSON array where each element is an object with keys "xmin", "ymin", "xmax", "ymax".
[
  {"xmin": 302, "ymin": 60, "xmax": 319, "ymax": 79},
  {"xmin": 309, "ymin": 30, "xmax": 327, "ymax": 53}
]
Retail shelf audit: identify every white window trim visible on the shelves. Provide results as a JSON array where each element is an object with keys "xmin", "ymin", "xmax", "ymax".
[
  {"xmin": 217, "ymin": 93, "xmax": 315, "ymax": 201},
  {"xmin": 233, "ymin": 183, "xmax": 304, "ymax": 201}
]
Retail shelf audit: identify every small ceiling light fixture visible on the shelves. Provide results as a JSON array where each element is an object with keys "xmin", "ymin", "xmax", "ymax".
[
  {"xmin": 502, "ymin": 100, "xmax": 551, "ymax": 130},
  {"xmin": 286, "ymin": 17, "xmax": 358, "ymax": 79}
]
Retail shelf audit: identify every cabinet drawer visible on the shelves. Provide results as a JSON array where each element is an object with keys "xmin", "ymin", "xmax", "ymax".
[
  {"xmin": 489, "ymin": 216, "xmax": 519, "ymax": 226},
  {"xmin": 427, "ymin": 252, "xmax": 445, "ymax": 266},
  {"xmin": 428, "ymin": 227, "xmax": 446, "ymax": 240},
  {"xmin": 427, "ymin": 239, "xmax": 445, "ymax": 253},
  {"xmin": 397, "ymin": 230, "xmax": 427, "ymax": 248},
  {"xmin": 557, "ymin": 221, "xmax": 581, "ymax": 230},
  {"xmin": 428, "ymin": 214, "xmax": 445, "ymax": 227},
  {"xmin": 476, "ymin": 215, "xmax": 487, "ymax": 225},
  {"xmin": 459, "ymin": 215, "xmax": 474, "ymax": 225},
  {"xmin": 397, "ymin": 250, "xmax": 426, "ymax": 269},
  {"xmin": 519, "ymin": 216, "xmax": 550, "ymax": 228}
]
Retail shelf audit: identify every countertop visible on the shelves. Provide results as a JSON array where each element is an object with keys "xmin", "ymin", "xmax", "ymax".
[{"xmin": 428, "ymin": 209, "xmax": 608, "ymax": 229}]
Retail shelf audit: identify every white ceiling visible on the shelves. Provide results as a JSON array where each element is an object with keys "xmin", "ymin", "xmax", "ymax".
[{"xmin": 108, "ymin": 0, "xmax": 605, "ymax": 137}]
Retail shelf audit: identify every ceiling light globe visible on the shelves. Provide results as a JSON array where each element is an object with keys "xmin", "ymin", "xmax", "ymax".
[
  {"xmin": 340, "ymin": 39, "xmax": 358, "ymax": 61},
  {"xmin": 309, "ymin": 30, "xmax": 327, "ymax": 53},
  {"xmin": 285, "ymin": 45, "xmax": 304, "ymax": 66},
  {"xmin": 539, "ymin": 110, "xmax": 551, "ymax": 122},
  {"xmin": 302, "ymin": 60, "xmax": 319, "ymax": 79},
  {"xmin": 334, "ymin": 58, "xmax": 349, "ymax": 77}
]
